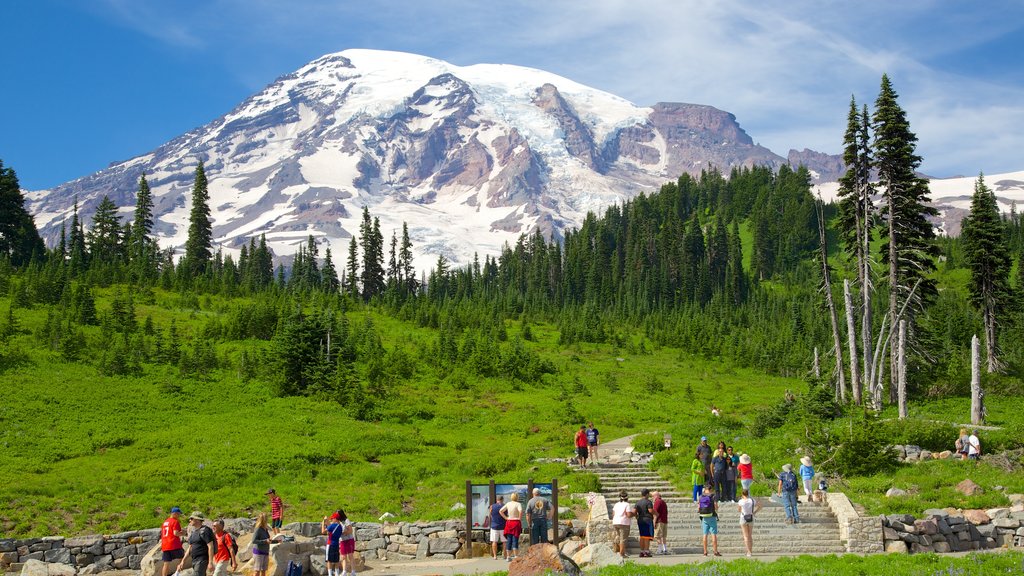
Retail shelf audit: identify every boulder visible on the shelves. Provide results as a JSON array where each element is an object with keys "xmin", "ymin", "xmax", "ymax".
[
  {"xmin": 42, "ymin": 549, "xmax": 71, "ymax": 565},
  {"xmin": 427, "ymin": 538, "xmax": 460, "ymax": 555},
  {"xmin": 559, "ymin": 540, "xmax": 584, "ymax": 557},
  {"xmin": 508, "ymin": 543, "xmax": 582, "ymax": 576},
  {"xmin": 963, "ymin": 510, "xmax": 991, "ymax": 525},
  {"xmin": 920, "ymin": 450, "xmax": 932, "ymax": 460},
  {"xmin": 308, "ymin": 554, "xmax": 325, "ymax": 576},
  {"xmin": 923, "ymin": 509, "xmax": 949, "ymax": 519},
  {"xmin": 956, "ymin": 479, "xmax": 983, "ymax": 496},
  {"xmin": 938, "ymin": 451, "xmax": 953, "ymax": 460},
  {"xmin": 884, "ymin": 540, "xmax": 908, "ymax": 554},
  {"xmin": 586, "ymin": 494, "xmax": 608, "ymax": 522},
  {"xmin": 885, "ymin": 488, "xmax": 907, "ymax": 498},
  {"xmin": 910, "ymin": 543, "xmax": 932, "ymax": 554},
  {"xmin": 20, "ymin": 560, "xmax": 76, "ymax": 576},
  {"xmin": 882, "ymin": 527, "xmax": 899, "ymax": 541},
  {"xmin": 65, "ymin": 536, "xmax": 104, "ymax": 549},
  {"xmin": 1, "ymin": 552, "xmax": 18, "ymax": 567},
  {"xmin": 915, "ymin": 519, "xmax": 938, "ymax": 535},
  {"xmin": 454, "ymin": 542, "xmax": 490, "ymax": 559},
  {"xmin": 584, "ymin": 519, "xmax": 615, "ymax": 547},
  {"xmin": 571, "ymin": 542, "xmax": 623, "ymax": 569},
  {"xmin": 986, "ymin": 508, "xmax": 1010, "ymax": 520}
]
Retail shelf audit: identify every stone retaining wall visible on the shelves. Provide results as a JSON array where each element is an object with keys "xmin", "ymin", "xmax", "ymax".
[
  {"xmin": 824, "ymin": 492, "xmax": 883, "ymax": 553},
  {"xmin": 0, "ymin": 530, "xmax": 161, "ymax": 574},
  {"xmin": 881, "ymin": 509, "xmax": 1024, "ymax": 553}
]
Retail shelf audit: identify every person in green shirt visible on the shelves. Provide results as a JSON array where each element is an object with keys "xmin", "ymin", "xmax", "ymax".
[{"xmin": 691, "ymin": 451, "xmax": 705, "ymax": 502}]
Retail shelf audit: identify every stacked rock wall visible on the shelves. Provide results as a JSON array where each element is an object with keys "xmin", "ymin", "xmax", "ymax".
[
  {"xmin": 0, "ymin": 530, "xmax": 160, "ymax": 574},
  {"xmin": 882, "ymin": 509, "xmax": 1024, "ymax": 553}
]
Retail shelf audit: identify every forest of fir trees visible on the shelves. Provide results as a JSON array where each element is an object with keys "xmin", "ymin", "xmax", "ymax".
[{"xmin": 2, "ymin": 77, "xmax": 1024, "ymax": 420}]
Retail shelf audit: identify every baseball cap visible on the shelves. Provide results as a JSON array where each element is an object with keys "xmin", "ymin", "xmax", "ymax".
[
  {"xmin": 266, "ymin": 488, "xmax": 276, "ymax": 494},
  {"xmin": 701, "ymin": 436, "xmax": 707, "ymax": 441},
  {"xmin": 170, "ymin": 506, "xmax": 182, "ymax": 514}
]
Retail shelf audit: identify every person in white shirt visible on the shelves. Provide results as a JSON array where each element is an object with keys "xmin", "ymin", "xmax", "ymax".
[
  {"xmin": 611, "ymin": 490, "xmax": 634, "ymax": 558},
  {"xmin": 736, "ymin": 489, "xmax": 762, "ymax": 557},
  {"xmin": 967, "ymin": 431, "xmax": 981, "ymax": 461}
]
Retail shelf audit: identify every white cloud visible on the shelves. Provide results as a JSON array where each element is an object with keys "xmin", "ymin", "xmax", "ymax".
[{"xmin": 87, "ymin": 0, "xmax": 1024, "ymax": 177}]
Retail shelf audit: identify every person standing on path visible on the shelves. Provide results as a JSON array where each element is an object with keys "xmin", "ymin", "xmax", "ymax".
[
  {"xmin": 611, "ymin": 490, "xmax": 634, "ymax": 558},
  {"xmin": 652, "ymin": 491, "xmax": 669, "ymax": 555},
  {"xmin": 738, "ymin": 454, "xmax": 754, "ymax": 492},
  {"xmin": 526, "ymin": 488, "xmax": 552, "ymax": 545},
  {"xmin": 266, "ymin": 489, "xmax": 284, "ymax": 535},
  {"xmin": 697, "ymin": 485, "xmax": 721, "ymax": 557},
  {"xmin": 690, "ymin": 451, "xmax": 705, "ymax": 503},
  {"xmin": 250, "ymin": 513, "xmax": 271, "ymax": 576},
  {"xmin": 799, "ymin": 457, "xmax": 815, "ymax": 500},
  {"xmin": 777, "ymin": 464, "xmax": 800, "ymax": 524},
  {"xmin": 574, "ymin": 426, "xmax": 590, "ymax": 468},
  {"xmin": 186, "ymin": 512, "xmax": 216, "ymax": 576},
  {"xmin": 634, "ymin": 488, "xmax": 655, "ymax": 557},
  {"xmin": 160, "ymin": 507, "xmax": 186, "ymax": 576},
  {"xmin": 711, "ymin": 442, "xmax": 729, "ymax": 500},
  {"xmin": 736, "ymin": 489, "xmax": 762, "ymax": 557},
  {"xmin": 725, "ymin": 446, "xmax": 738, "ymax": 502},
  {"xmin": 322, "ymin": 512, "xmax": 344, "ymax": 576},
  {"xmin": 586, "ymin": 422, "xmax": 600, "ymax": 464},
  {"xmin": 696, "ymin": 437, "xmax": 712, "ymax": 483},
  {"xmin": 211, "ymin": 520, "xmax": 237, "ymax": 576},
  {"xmin": 336, "ymin": 510, "xmax": 356, "ymax": 576},
  {"xmin": 488, "ymin": 496, "xmax": 507, "ymax": 560},
  {"xmin": 499, "ymin": 492, "xmax": 523, "ymax": 561},
  {"xmin": 968, "ymin": 430, "xmax": 982, "ymax": 461}
]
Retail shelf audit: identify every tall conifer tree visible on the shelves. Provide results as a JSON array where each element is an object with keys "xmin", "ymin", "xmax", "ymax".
[
  {"xmin": 183, "ymin": 160, "xmax": 213, "ymax": 277},
  {"xmin": 872, "ymin": 74, "xmax": 938, "ymax": 406},
  {"xmin": 961, "ymin": 173, "xmax": 1011, "ymax": 372},
  {"xmin": 0, "ymin": 159, "xmax": 45, "ymax": 266}
]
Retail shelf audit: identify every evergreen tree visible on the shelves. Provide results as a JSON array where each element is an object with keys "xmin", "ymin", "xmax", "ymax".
[
  {"xmin": 182, "ymin": 160, "xmax": 213, "ymax": 278},
  {"xmin": 87, "ymin": 196, "xmax": 123, "ymax": 267},
  {"xmin": 359, "ymin": 209, "xmax": 385, "ymax": 300},
  {"xmin": 961, "ymin": 173, "xmax": 1011, "ymax": 372},
  {"xmin": 400, "ymin": 222, "xmax": 416, "ymax": 294},
  {"xmin": 322, "ymin": 246, "xmax": 340, "ymax": 293},
  {"xmin": 0, "ymin": 159, "xmax": 45, "ymax": 266},
  {"xmin": 872, "ymin": 74, "xmax": 938, "ymax": 406},
  {"xmin": 129, "ymin": 173, "xmax": 156, "ymax": 280},
  {"xmin": 345, "ymin": 238, "xmax": 359, "ymax": 299},
  {"xmin": 68, "ymin": 199, "xmax": 88, "ymax": 275}
]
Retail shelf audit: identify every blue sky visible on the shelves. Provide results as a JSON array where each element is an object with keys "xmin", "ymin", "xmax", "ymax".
[{"xmin": 3, "ymin": 0, "xmax": 1024, "ymax": 190}]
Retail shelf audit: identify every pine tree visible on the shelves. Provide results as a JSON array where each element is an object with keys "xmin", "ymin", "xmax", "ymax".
[
  {"xmin": 68, "ymin": 199, "xmax": 88, "ymax": 275},
  {"xmin": 130, "ymin": 173, "xmax": 156, "ymax": 280},
  {"xmin": 183, "ymin": 160, "xmax": 213, "ymax": 278},
  {"xmin": 322, "ymin": 246, "xmax": 340, "ymax": 293},
  {"xmin": 345, "ymin": 238, "xmax": 359, "ymax": 299},
  {"xmin": 872, "ymin": 74, "xmax": 938, "ymax": 407},
  {"xmin": 87, "ymin": 196, "xmax": 123, "ymax": 267},
  {"xmin": 961, "ymin": 173, "xmax": 1011, "ymax": 372},
  {"xmin": 836, "ymin": 98, "xmax": 875, "ymax": 405},
  {"xmin": 400, "ymin": 222, "xmax": 416, "ymax": 295},
  {"xmin": 0, "ymin": 159, "xmax": 45, "ymax": 266},
  {"xmin": 359, "ymin": 208, "xmax": 385, "ymax": 300}
]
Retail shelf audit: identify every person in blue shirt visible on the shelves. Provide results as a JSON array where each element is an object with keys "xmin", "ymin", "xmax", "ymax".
[
  {"xmin": 586, "ymin": 422, "xmax": 600, "ymax": 464},
  {"xmin": 799, "ymin": 457, "xmax": 816, "ymax": 501},
  {"xmin": 321, "ymin": 512, "xmax": 344, "ymax": 576},
  {"xmin": 488, "ymin": 496, "xmax": 507, "ymax": 560}
]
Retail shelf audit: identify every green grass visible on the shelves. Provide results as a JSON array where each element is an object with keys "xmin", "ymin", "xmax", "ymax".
[
  {"xmin": 582, "ymin": 551, "xmax": 1024, "ymax": 576},
  {"xmin": 3, "ymin": 284, "xmax": 1024, "ymax": 538}
]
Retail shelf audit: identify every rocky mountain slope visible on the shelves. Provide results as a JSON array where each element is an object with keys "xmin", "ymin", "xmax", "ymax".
[{"xmin": 27, "ymin": 49, "xmax": 844, "ymax": 268}]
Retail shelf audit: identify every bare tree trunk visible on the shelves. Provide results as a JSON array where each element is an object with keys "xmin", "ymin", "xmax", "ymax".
[
  {"xmin": 817, "ymin": 198, "xmax": 846, "ymax": 398},
  {"xmin": 983, "ymin": 307, "xmax": 999, "ymax": 374},
  {"xmin": 859, "ymin": 184, "xmax": 873, "ymax": 407},
  {"xmin": 887, "ymin": 190, "xmax": 899, "ymax": 407},
  {"xmin": 897, "ymin": 319, "xmax": 907, "ymax": 419},
  {"xmin": 813, "ymin": 346, "xmax": 821, "ymax": 379},
  {"xmin": 971, "ymin": 334, "xmax": 985, "ymax": 425},
  {"xmin": 843, "ymin": 279, "xmax": 859, "ymax": 404}
]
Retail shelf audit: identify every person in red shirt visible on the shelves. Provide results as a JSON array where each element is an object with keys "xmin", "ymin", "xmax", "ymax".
[
  {"xmin": 160, "ymin": 507, "xmax": 186, "ymax": 576},
  {"xmin": 212, "ymin": 520, "xmax": 237, "ymax": 576},
  {"xmin": 652, "ymin": 491, "xmax": 669, "ymax": 555},
  {"xmin": 267, "ymin": 489, "xmax": 284, "ymax": 534},
  {"xmin": 738, "ymin": 454, "xmax": 754, "ymax": 493},
  {"xmin": 574, "ymin": 426, "xmax": 589, "ymax": 468}
]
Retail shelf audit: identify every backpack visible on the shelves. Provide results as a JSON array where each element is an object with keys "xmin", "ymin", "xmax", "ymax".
[
  {"xmin": 218, "ymin": 532, "xmax": 237, "ymax": 556},
  {"xmin": 781, "ymin": 471, "xmax": 798, "ymax": 492},
  {"xmin": 697, "ymin": 494, "xmax": 715, "ymax": 515},
  {"xmin": 286, "ymin": 560, "xmax": 303, "ymax": 576}
]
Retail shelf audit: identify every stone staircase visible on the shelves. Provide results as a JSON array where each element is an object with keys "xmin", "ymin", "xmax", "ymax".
[{"xmin": 590, "ymin": 463, "xmax": 848, "ymax": 555}]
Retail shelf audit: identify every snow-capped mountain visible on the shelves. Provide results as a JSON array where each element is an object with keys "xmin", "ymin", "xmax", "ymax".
[
  {"xmin": 817, "ymin": 171, "xmax": 1024, "ymax": 236},
  {"xmin": 26, "ymin": 49, "xmax": 841, "ymax": 270}
]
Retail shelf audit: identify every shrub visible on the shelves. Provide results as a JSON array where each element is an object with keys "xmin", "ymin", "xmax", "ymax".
[
  {"xmin": 831, "ymin": 413, "xmax": 898, "ymax": 476},
  {"xmin": 633, "ymin": 432, "xmax": 666, "ymax": 453}
]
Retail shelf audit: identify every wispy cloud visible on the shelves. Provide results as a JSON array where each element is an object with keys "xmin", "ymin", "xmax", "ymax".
[{"xmin": 83, "ymin": 0, "xmax": 1024, "ymax": 176}]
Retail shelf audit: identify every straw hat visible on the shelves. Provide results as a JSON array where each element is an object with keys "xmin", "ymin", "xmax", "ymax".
[
  {"xmin": 739, "ymin": 453, "xmax": 751, "ymax": 465},
  {"xmin": 800, "ymin": 456, "xmax": 813, "ymax": 466},
  {"xmin": 781, "ymin": 463, "xmax": 792, "ymax": 472}
]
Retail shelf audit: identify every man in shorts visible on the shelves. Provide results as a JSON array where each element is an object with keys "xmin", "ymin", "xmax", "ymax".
[
  {"xmin": 634, "ymin": 488, "xmax": 655, "ymax": 557},
  {"xmin": 574, "ymin": 426, "xmax": 589, "ymax": 468},
  {"xmin": 160, "ymin": 507, "xmax": 186, "ymax": 576},
  {"xmin": 652, "ymin": 491, "xmax": 669, "ymax": 554},
  {"xmin": 586, "ymin": 422, "xmax": 600, "ymax": 464},
  {"xmin": 322, "ymin": 512, "xmax": 344, "ymax": 576},
  {"xmin": 267, "ymin": 489, "xmax": 284, "ymax": 534},
  {"xmin": 698, "ymin": 485, "xmax": 720, "ymax": 557},
  {"xmin": 488, "ymin": 496, "xmax": 506, "ymax": 560}
]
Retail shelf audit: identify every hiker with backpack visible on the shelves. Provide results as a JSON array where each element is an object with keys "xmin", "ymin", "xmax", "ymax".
[
  {"xmin": 777, "ymin": 464, "xmax": 800, "ymax": 524},
  {"xmin": 212, "ymin": 520, "xmax": 237, "ymax": 576},
  {"xmin": 186, "ymin": 512, "xmax": 216, "ymax": 576},
  {"xmin": 697, "ymin": 485, "xmax": 721, "ymax": 557}
]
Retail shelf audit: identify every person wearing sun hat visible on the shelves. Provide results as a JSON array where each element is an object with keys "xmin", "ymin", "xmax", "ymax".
[
  {"xmin": 738, "ymin": 453, "xmax": 754, "ymax": 492},
  {"xmin": 160, "ymin": 506, "xmax": 186, "ymax": 576},
  {"xmin": 186, "ymin": 511, "xmax": 216, "ymax": 576},
  {"xmin": 799, "ymin": 456, "xmax": 816, "ymax": 500}
]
